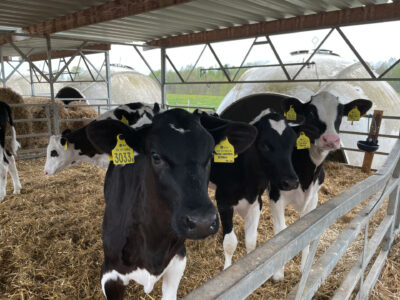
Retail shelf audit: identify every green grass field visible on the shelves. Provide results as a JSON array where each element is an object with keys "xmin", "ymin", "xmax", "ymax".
[{"xmin": 166, "ymin": 94, "xmax": 224, "ymax": 109}]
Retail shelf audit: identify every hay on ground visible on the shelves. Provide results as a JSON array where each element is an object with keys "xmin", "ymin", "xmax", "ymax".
[{"xmin": 0, "ymin": 160, "xmax": 398, "ymax": 299}]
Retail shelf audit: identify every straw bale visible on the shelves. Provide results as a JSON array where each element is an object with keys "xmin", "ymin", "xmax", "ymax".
[
  {"xmin": 0, "ymin": 160, "xmax": 398, "ymax": 299},
  {"xmin": 0, "ymin": 88, "xmax": 32, "ymax": 148},
  {"xmin": 66, "ymin": 101, "xmax": 98, "ymax": 129}
]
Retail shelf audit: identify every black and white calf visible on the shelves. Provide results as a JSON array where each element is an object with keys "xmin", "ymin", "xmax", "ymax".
[
  {"xmin": 85, "ymin": 109, "xmax": 257, "ymax": 300},
  {"xmin": 207, "ymin": 101, "xmax": 309, "ymax": 269},
  {"xmin": 0, "ymin": 101, "xmax": 21, "ymax": 201},
  {"xmin": 270, "ymin": 91, "xmax": 372, "ymax": 280},
  {"xmin": 44, "ymin": 102, "xmax": 160, "ymax": 175}
]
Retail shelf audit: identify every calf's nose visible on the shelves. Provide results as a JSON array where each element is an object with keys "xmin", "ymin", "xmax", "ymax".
[
  {"xmin": 183, "ymin": 212, "xmax": 219, "ymax": 239},
  {"xmin": 322, "ymin": 134, "xmax": 340, "ymax": 149},
  {"xmin": 280, "ymin": 177, "xmax": 299, "ymax": 191}
]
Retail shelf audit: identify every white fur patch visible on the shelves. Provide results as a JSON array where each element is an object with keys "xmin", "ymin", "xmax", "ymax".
[
  {"xmin": 250, "ymin": 108, "xmax": 271, "ymax": 125},
  {"xmin": 310, "ymin": 92, "xmax": 340, "ymax": 136},
  {"xmin": 223, "ymin": 231, "xmax": 238, "ymax": 269},
  {"xmin": 269, "ymin": 119, "xmax": 286, "ymax": 136},
  {"xmin": 169, "ymin": 123, "xmax": 190, "ymax": 134},
  {"xmin": 101, "ymin": 255, "xmax": 185, "ymax": 297}
]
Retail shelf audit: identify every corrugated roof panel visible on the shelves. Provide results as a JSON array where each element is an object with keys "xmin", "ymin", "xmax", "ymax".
[
  {"xmin": 0, "ymin": 0, "xmax": 111, "ymax": 27},
  {"xmin": 0, "ymin": 0, "xmax": 393, "ymax": 54}
]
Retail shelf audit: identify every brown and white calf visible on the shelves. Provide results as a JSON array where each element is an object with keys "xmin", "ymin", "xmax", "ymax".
[{"xmin": 0, "ymin": 101, "xmax": 21, "ymax": 201}]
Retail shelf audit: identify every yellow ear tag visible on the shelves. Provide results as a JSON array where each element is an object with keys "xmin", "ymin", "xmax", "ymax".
[
  {"xmin": 64, "ymin": 141, "xmax": 68, "ymax": 150},
  {"xmin": 296, "ymin": 132, "xmax": 311, "ymax": 150},
  {"xmin": 214, "ymin": 138, "xmax": 237, "ymax": 163},
  {"xmin": 120, "ymin": 115, "xmax": 129, "ymax": 125},
  {"xmin": 284, "ymin": 105, "xmax": 297, "ymax": 121},
  {"xmin": 347, "ymin": 106, "xmax": 361, "ymax": 122},
  {"xmin": 109, "ymin": 134, "xmax": 135, "ymax": 165}
]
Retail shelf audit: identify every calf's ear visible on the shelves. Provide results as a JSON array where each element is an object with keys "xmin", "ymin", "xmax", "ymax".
[
  {"xmin": 197, "ymin": 111, "xmax": 257, "ymax": 154},
  {"xmin": 343, "ymin": 99, "xmax": 372, "ymax": 116},
  {"xmin": 85, "ymin": 119, "xmax": 150, "ymax": 154},
  {"xmin": 153, "ymin": 102, "xmax": 161, "ymax": 114},
  {"xmin": 281, "ymin": 97, "xmax": 305, "ymax": 117}
]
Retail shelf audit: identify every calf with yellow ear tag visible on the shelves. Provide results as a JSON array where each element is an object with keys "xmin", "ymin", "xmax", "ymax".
[{"xmin": 269, "ymin": 91, "xmax": 372, "ymax": 281}]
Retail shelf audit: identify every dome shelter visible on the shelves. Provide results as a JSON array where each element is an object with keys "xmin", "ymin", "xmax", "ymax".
[
  {"xmin": 218, "ymin": 50, "xmax": 400, "ymax": 170},
  {"xmin": 7, "ymin": 65, "xmax": 161, "ymax": 107},
  {"xmin": 55, "ymin": 87, "xmax": 85, "ymax": 104}
]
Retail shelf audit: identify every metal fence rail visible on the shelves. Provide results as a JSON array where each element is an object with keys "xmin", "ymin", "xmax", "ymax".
[{"xmin": 184, "ymin": 136, "xmax": 400, "ymax": 300}]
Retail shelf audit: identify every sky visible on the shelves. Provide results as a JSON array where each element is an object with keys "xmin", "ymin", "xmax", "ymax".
[{"xmin": 109, "ymin": 20, "xmax": 400, "ymax": 76}]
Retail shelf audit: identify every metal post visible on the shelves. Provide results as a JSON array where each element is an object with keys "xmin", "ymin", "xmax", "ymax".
[
  {"xmin": 105, "ymin": 50, "xmax": 112, "ymax": 107},
  {"xmin": 0, "ymin": 46, "xmax": 6, "ymax": 87},
  {"xmin": 30, "ymin": 62, "xmax": 36, "ymax": 96},
  {"xmin": 161, "ymin": 47, "xmax": 167, "ymax": 109},
  {"xmin": 46, "ymin": 35, "xmax": 59, "ymax": 135},
  {"xmin": 383, "ymin": 185, "xmax": 399, "ymax": 251},
  {"xmin": 362, "ymin": 110, "xmax": 383, "ymax": 173}
]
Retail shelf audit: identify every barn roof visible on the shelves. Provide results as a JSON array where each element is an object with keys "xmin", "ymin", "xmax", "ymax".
[{"xmin": 0, "ymin": 0, "xmax": 399, "ymax": 59}]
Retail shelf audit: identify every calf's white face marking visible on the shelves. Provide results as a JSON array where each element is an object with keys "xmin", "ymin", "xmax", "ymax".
[
  {"xmin": 250, "ymin": 108, "xmax": 271, "ymax": 125},
  {"xmin": 169, "ymin": 123, "xmax": 190, "ymax": 134},
  {"xmin": 310, "ymin": 92, "xmax": 341, "ymax": 150},
  {"xmin": 44, "ymin": 136, "xmax": 74, "ymax": 175},
  {"xmin": 269, "ymin": 119, "xmax": 286, "ymax": 136}
]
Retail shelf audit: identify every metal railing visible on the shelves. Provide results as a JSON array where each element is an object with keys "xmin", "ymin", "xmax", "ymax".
[{"xmin": 184, "ymin": 136, "xmax": 400, "ymax": 300}]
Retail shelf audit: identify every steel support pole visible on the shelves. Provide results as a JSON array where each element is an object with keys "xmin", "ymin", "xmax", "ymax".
[
  {"xmin": 161, "ymin": 47, "xmax": 167, "ymax": 109},
  {"xmin": 105, "ymin": 50, "xmax": 112, "ymax": 107},
  {"xmin": 0, "ymin": 46, "xmax": 6, "ymax": 87},
  {"xmin": 46, "ymin": 35, "xmax": 59, "ymax": 135},
  {"xmin": 29, "ymin": 62, "xmax": 35, "ymax": 96}
]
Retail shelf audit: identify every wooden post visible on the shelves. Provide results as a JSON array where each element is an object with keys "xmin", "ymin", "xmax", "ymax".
[{"xmin": 361, "ymin": 110, "xmax": 383, "ymax": 173}]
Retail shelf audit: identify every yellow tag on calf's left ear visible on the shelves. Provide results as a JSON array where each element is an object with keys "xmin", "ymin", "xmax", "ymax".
[
  {"xmin": 120, "ymin": 115, "xmax": 129, "ymax": 125},
  {"xmin": 284, "ymin": 105, "xmax": 297, "ymax": 121},
  {"xmin": 296, "ymin": 132, "xmax": 310, "ymax": 150},
  {"xmin": 64, "ymin": 141, "xmax": 68, "ymax": 150},
  {"xmin": 347, "ymin": 106, "xmax": 361, "ymax": 122},
  {"xmin": 214, "ymin": 138, "xmax": 236, "ymax": 163},
  {"xmin": 110, "ymin": 134, "xmax": 135, "ymax": 165}
]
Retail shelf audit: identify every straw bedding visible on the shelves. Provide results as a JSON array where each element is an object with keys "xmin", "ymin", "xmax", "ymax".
[{"xmin": 0, "ymin": 160, "xmax": 398, "ymax": 299}]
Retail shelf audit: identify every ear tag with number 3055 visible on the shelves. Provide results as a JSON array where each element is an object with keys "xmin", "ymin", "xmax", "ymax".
[
  {"xmin": 296, "ymin": 132, "xmax": 311, "ymax": 150},
  {"xmin": 214, "ymin": 138, "xmax": 237, "ymax": 163},
  {"xmin": 347, "ymin": 106, "xmax": 361, "ymax": 123},
  {"xmin": 108, "ymin": 134, "xmax": 135, "ymax": 165},
  {"xmin": 120, "ymin": 115, "xmax": 129, "ymax": 125},
  {"xmin": 284, "ymin": 105, "xmax": 297, "ymax": 121}
]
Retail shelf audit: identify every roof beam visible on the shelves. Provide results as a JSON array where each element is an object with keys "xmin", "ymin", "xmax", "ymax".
[
  {"xmin": 147, "ymin": 1, "xmax": 400, "ymax": 48},
  {"xmin": 23, "ymin": 0, "xmax": 192, "ymax": 35},
  {"xmin": 11, "ymin": 43, "xmax": 111, "ymax": 62}
]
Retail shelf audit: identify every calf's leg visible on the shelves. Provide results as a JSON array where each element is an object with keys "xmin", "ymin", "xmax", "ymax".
[
  {"xmin": 269, "ymin": 198, "xmax": 287, "ymax": 281},
  {"xmin": 102, "ymin": 278, "xmax": 125, "ymax": 300},
  {"xmin": 300, "ymin": 191, "xmax": 319, "ymax": 271},
  {"xmin": 6, "ymin": 154, "xmax": 21, "ymax": 194},
  {"xmin": 239, "ymin": 199, "xmax": 261, "ymax": 253},
  {"xmin": 219, "ymin": 205, "xmax": 237, "ymax": 269},
  {"xmin": 161, "ymin": 255, "xmax": 187, "ymax": 300},
  {"xmin": 0, "ymin": 161, "xmax": 8, "ymax": 202}
]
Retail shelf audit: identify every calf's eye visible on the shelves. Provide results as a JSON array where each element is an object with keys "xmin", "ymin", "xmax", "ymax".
[
  {"xmin": 51, "ymin": 150, "xmax": 58, "ymax": 157},
  {"xmin": 151, "ymin": 152, "xmax": 162, "ymax": 164}
]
